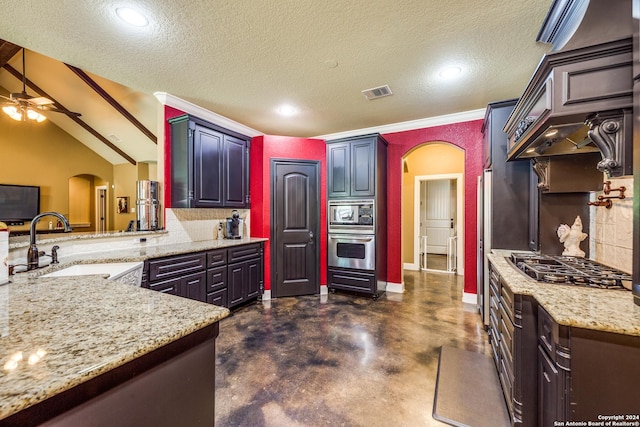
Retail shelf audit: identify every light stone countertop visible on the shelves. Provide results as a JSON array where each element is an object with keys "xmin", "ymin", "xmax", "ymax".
[
  {"xmin": 0, "ymin": 238, "xmax": 269, "ymax": 421},
  {"xmin": 488, "ymin": 250, "xmax": 640, "ymax": 337},
  {"xmin": 8, "ymin": 229, "xmax": 168, "ymax": 250}
]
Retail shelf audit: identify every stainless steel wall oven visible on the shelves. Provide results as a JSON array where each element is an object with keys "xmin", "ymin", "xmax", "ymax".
[{"xmin": 328, "ymin": 234, "xmax": 376, "ymax": 271}]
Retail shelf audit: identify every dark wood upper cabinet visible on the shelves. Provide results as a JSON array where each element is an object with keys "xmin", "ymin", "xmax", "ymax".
[
  {"xmin": 326, "ymin": 134, "xmax": 385, "ymax": 198},
  {"xmin": 327, "ymin": 142, "xmax": 349, "ymax": 198},
  {"xmin": 169, "ymin": 114, "xmax": 250, "ymax": 208}
]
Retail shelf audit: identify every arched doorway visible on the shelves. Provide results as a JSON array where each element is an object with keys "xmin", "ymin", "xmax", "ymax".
[
  {"xmin": 68, "ymin": 174, "xmax": 109, "ymax": 232},
  {"xmin": 402, "ymin": 142, "xmax": 464, "ymax": 274}
]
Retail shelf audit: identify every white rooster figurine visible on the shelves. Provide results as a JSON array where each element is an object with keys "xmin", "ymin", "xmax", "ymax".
[{"xmin": 557, "ymin": 216, "xmax": 587, "ymax": 257}]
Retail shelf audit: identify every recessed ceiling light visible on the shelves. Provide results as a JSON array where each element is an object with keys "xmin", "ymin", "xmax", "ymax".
[
  {"xmin": 438, "ymin": 66, "xmax": 462, "ymax": 79},
  {"xmin": 116, "ymin": 7, "xmax": 149, "ymax": 27},
  {"xmin": 277, "ymin": 105, "xmax": 297, "ymax": 116}
]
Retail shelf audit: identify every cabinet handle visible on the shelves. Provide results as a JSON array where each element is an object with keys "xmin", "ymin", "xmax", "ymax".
[{"xmin": 543, "ymin": 372, "xmax": 551, "ymax": 383}]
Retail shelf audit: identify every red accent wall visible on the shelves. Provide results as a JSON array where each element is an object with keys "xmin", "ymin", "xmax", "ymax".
[
  {"xmin": 250, "ymin": 135, "xmax": 327, "ymax": 291},
  {"xmin": 163, "ymin": 105, "xmax": 188, "ymax": 208},
  {"xmin": 382, "ymin": 119, "xmax": 484, "ymax": 295}
]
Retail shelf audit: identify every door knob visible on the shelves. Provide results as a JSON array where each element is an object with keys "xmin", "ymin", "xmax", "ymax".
[{"xmin": 309, "ymin": 231, "xmax": 314, "ymax": 244}]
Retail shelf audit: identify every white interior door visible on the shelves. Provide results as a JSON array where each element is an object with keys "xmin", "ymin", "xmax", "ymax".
[{"xmin": 424, "ymin": 179, "xmax": 452, "ymax": 255}]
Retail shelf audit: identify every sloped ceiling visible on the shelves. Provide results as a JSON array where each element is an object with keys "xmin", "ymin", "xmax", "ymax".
[
  {"xmin": 0, "ymin": 47, "xmax": 158, "ymax": 165},
  {"xmin": 0, "ymin": 0, "xmax": 553, "ymax": 163}
]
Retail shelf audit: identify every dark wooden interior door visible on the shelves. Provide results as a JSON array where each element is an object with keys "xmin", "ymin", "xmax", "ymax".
[{"xmin": 271, "ymin": 160, "xmax": 319, "ymax": 297}]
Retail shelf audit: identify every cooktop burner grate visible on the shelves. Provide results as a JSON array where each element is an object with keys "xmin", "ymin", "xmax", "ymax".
[{"xmin": 509, "ymin": 253, "xmax": 631, "ymax": 290}]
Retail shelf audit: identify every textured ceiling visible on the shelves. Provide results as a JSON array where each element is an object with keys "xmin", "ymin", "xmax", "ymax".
[{"xmin": 0, "ymin": 0, "xmax": 553, "ymax": 160}]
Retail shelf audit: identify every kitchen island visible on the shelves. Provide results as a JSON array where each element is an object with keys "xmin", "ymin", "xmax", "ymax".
[
  {"xmin": 0, "ymin": 267, "xmax": 230, "ymax": 425},
  {"xmin": 487, "ymin": 250, "xmax": 640, "ymax": 426}
]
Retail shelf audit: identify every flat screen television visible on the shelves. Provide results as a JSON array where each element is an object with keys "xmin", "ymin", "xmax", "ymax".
[{"xmin": 0, "ymin": 184, "xmax": 40, "ymax": 225}]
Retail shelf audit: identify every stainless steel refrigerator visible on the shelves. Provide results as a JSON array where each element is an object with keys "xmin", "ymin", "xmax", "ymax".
[{"xmin": 477, "ymin": 171, "xmax": 492, "ymax": 325}]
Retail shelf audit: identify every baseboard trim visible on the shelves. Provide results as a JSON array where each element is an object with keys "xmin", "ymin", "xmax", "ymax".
[
  {"xmin": 404, "ymin": 263, "xmax": 419, "ymax": 271},
  {"xmin": 462, "ymin": 292, "xmax": 477, "ymax": 305},
  {"xmin": 262, "ymin": 289, "xmax": 272, "ymax": 301},
  {"xmin": 386, "ymin": 281, "xmax": 405, "ymax": 293},
  {"xmin": 320, "ymin": 285, "xmax": 328, "ymax": 295}
]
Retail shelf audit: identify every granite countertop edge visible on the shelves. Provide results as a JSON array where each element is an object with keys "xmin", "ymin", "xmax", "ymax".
[
  {"xmin": 487, "ymin": 251, "xmax": 640, "ymax": 337},
  {"xmin": 0, "ymin": 238, "xmax": 268, "ymax": 420},
  {"xmin": 10, "ymin": 237, "xmax": 269, "ymax": 279}
]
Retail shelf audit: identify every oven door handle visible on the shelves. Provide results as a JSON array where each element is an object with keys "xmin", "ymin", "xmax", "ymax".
[{"xmin": 329, "ymin": 235, "xmax": 374, "ymax": 242}]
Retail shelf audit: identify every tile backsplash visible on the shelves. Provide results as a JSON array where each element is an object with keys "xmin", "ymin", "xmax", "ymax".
[
  {"xmin": 164, "ymin": 208, "xmax": 250, "ymax": 244},
  {"xmin": 589, "ymin": 177, "xmax": 633, "ymax": 273}
]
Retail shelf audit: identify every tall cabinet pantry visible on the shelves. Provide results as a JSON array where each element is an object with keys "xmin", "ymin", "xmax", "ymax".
[{"xmin": 325, "ymin": 133, "xmax": 387, "ymax": 298}]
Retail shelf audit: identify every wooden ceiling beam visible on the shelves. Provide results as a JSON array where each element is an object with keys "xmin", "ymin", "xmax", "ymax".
[
  {"xmin": 2, "ymin": 63, "xmax": 137, "ymax": 165},
  {"xmin": 0, "ymin": 39, "xmax": 21, "ymax": 68},
  {"xmin": 65, "ymin": 64, "xmax": 157, "ymax": 144}
]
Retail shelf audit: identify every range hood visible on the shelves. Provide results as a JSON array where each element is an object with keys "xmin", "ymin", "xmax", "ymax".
[{"xmin": 504, "ymin": 0, "xmax": 633, "ymax": 177}]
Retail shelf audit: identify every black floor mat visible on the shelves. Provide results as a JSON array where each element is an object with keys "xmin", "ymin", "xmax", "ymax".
[{"xmin": 433, "ymin": 346, "xmax": 510, "ymax": 427}]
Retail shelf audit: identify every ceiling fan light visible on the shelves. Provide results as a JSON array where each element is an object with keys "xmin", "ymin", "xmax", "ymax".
[
  {"xmin": 2, "ymin": 105, "xmax": 23, "ymax": 121},
  {"xmin": 26, "ymin": 109, "xmax": 46, "ymax": 122}
]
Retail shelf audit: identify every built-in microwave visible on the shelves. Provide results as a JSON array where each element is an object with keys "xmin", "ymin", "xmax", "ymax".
[{"xmin": 328, "ymin": 200, "xmax": 374, "ymax": 233}]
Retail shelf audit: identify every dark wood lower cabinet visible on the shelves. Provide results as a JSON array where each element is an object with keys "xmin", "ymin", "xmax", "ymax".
[
  {"xmin": 538, "ymin": 305, "xmax": 640, "ymax": 421},
  {"xmin": 488, "ymin": 263, "xmax": 537, "ymax": 426},
  {"xmin": 489, "ymin": 259, "xmax": 640, "ymax": 426},
  {"xmin": 145, "ymin": 242, "xmax": 263, "ymax": 308}
]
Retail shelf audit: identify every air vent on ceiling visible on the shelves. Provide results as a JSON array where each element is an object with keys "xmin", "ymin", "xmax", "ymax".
[{"xmin": 361, "ymin": 85, "xmax": 393, "ymax": 100}]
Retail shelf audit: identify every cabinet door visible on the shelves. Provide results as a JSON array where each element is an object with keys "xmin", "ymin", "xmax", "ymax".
[
  {"xmin": 228, "ymin": 262, "xmax": 246, "ymax": 307},
  {"xmin": 538, "ymin": 345, "xmax": 560, "ymax": 425},
  {"xmin": 245, "ymin": 258, "xmax": 261, "ymax": 299},
  {"xmin": 327, "ymin": 142, "xmax": 350, "ymax": 198},
  {"xmin": 181, "ymin": 271, "xmax": 207, "ymax": 302},
  {"xmin": 350, "ymin": 139, "xmax": 375, "ymax": 197},
  {"xmin": 193, "ymin": 124, "xmax": 224, "ymax": 208},
  {"xmin": 207, "ymin": 288, "xmax": 228, "ymax": 307},
  {"xmin": 223, "ymin": 135, "xmax": 249, "ymax": 207}
]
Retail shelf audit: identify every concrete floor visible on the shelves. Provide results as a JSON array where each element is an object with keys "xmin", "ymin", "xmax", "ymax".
[{"xmin": 215, "ymin": 270, "xmax": 490, "ymax": 426}]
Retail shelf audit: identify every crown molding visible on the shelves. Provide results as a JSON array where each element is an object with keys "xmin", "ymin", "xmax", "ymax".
[
  {"xmin": 154, "ymin": 92, "xmax": 263, "ymax": 138},
  {"xmin": 314, "ymin": 108, "xmax": 486, "ymax": 140},
  {"xmin": 155, "ymin": 92, "xmax": 486, "ymax": 141}
]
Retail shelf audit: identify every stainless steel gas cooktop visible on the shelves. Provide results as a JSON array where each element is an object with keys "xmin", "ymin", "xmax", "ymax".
[{"xmin": 508, "ymin": 252, "xmax": 632, "ymax": 290}]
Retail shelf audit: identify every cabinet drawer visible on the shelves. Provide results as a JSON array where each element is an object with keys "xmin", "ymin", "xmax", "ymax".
[
  {"xmin": 538, "ymin": 305, "xmax": 556, "ymax": 360},
  {"xmin": 500, "ymin": 284, "xmax": 515, "ymax": 323},
  {"xmin": 490, "ymin": 334, "xmax": 500, "ymax": 368},
  {"xmin": 228, "ymin": 243, "xmax": 261, "ymax": 263},
  {"xmin": 499, "ymin": 306, "xmax": 514, "ymax": 353},
  {"xmin": 149, "ymin": 277, "xmax": 179, "ymax": 295},
  {"xmin": 500, "ymin": 318, "xmax": 513, "ymax": 363},
  {"xmin": 489, "ymin": 311, "xmax": 500, "ymax": 342},
  {"xmin": 207, "ymin": 288, "xmax": 228, "ymax": 307},
  {"xmin": 499, "ymin": 338, "xmax": 514, "ymax": 383},
  {"xmin": 148, "ymin": 252, "xmax": 206, "ymax": 282},
  {"xmin": 206, "ymin": 249, "xmax": 227, "ymax": 268},
  {"xmin": 328, "ymin": 268, "xmax": 375, "ymax": 293},
  {"xmin": 499, "ymin": 357, "xmax": 514, "ymax": 416},
  {"xmin": 207, "ymin": 266, "xmax": 227, "ymax": 292}
]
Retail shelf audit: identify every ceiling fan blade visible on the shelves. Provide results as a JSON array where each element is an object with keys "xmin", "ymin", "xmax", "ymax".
[{"xmin": 29, "ymin": 96, "xmax": 54, "ymax": 106}]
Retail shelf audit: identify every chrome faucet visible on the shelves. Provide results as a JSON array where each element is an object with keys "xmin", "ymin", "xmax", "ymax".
[{"xmin": 27, "ymin": 212, "xmax": 71, "ymax": 270}]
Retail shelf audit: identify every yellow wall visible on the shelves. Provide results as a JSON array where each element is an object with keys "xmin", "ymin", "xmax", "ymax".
[
  {"xmin": 402, "ymin": 142, "xmax": 464, "ymax": 263},
  {"xmin": 0, "ymin": 111, "xmax": 114, "ymax": 232}
]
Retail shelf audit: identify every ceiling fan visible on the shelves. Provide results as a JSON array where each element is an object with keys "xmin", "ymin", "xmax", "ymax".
[{"xmin": 1, "ymin": 48, "xmax": 81, "ymax": 121}]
